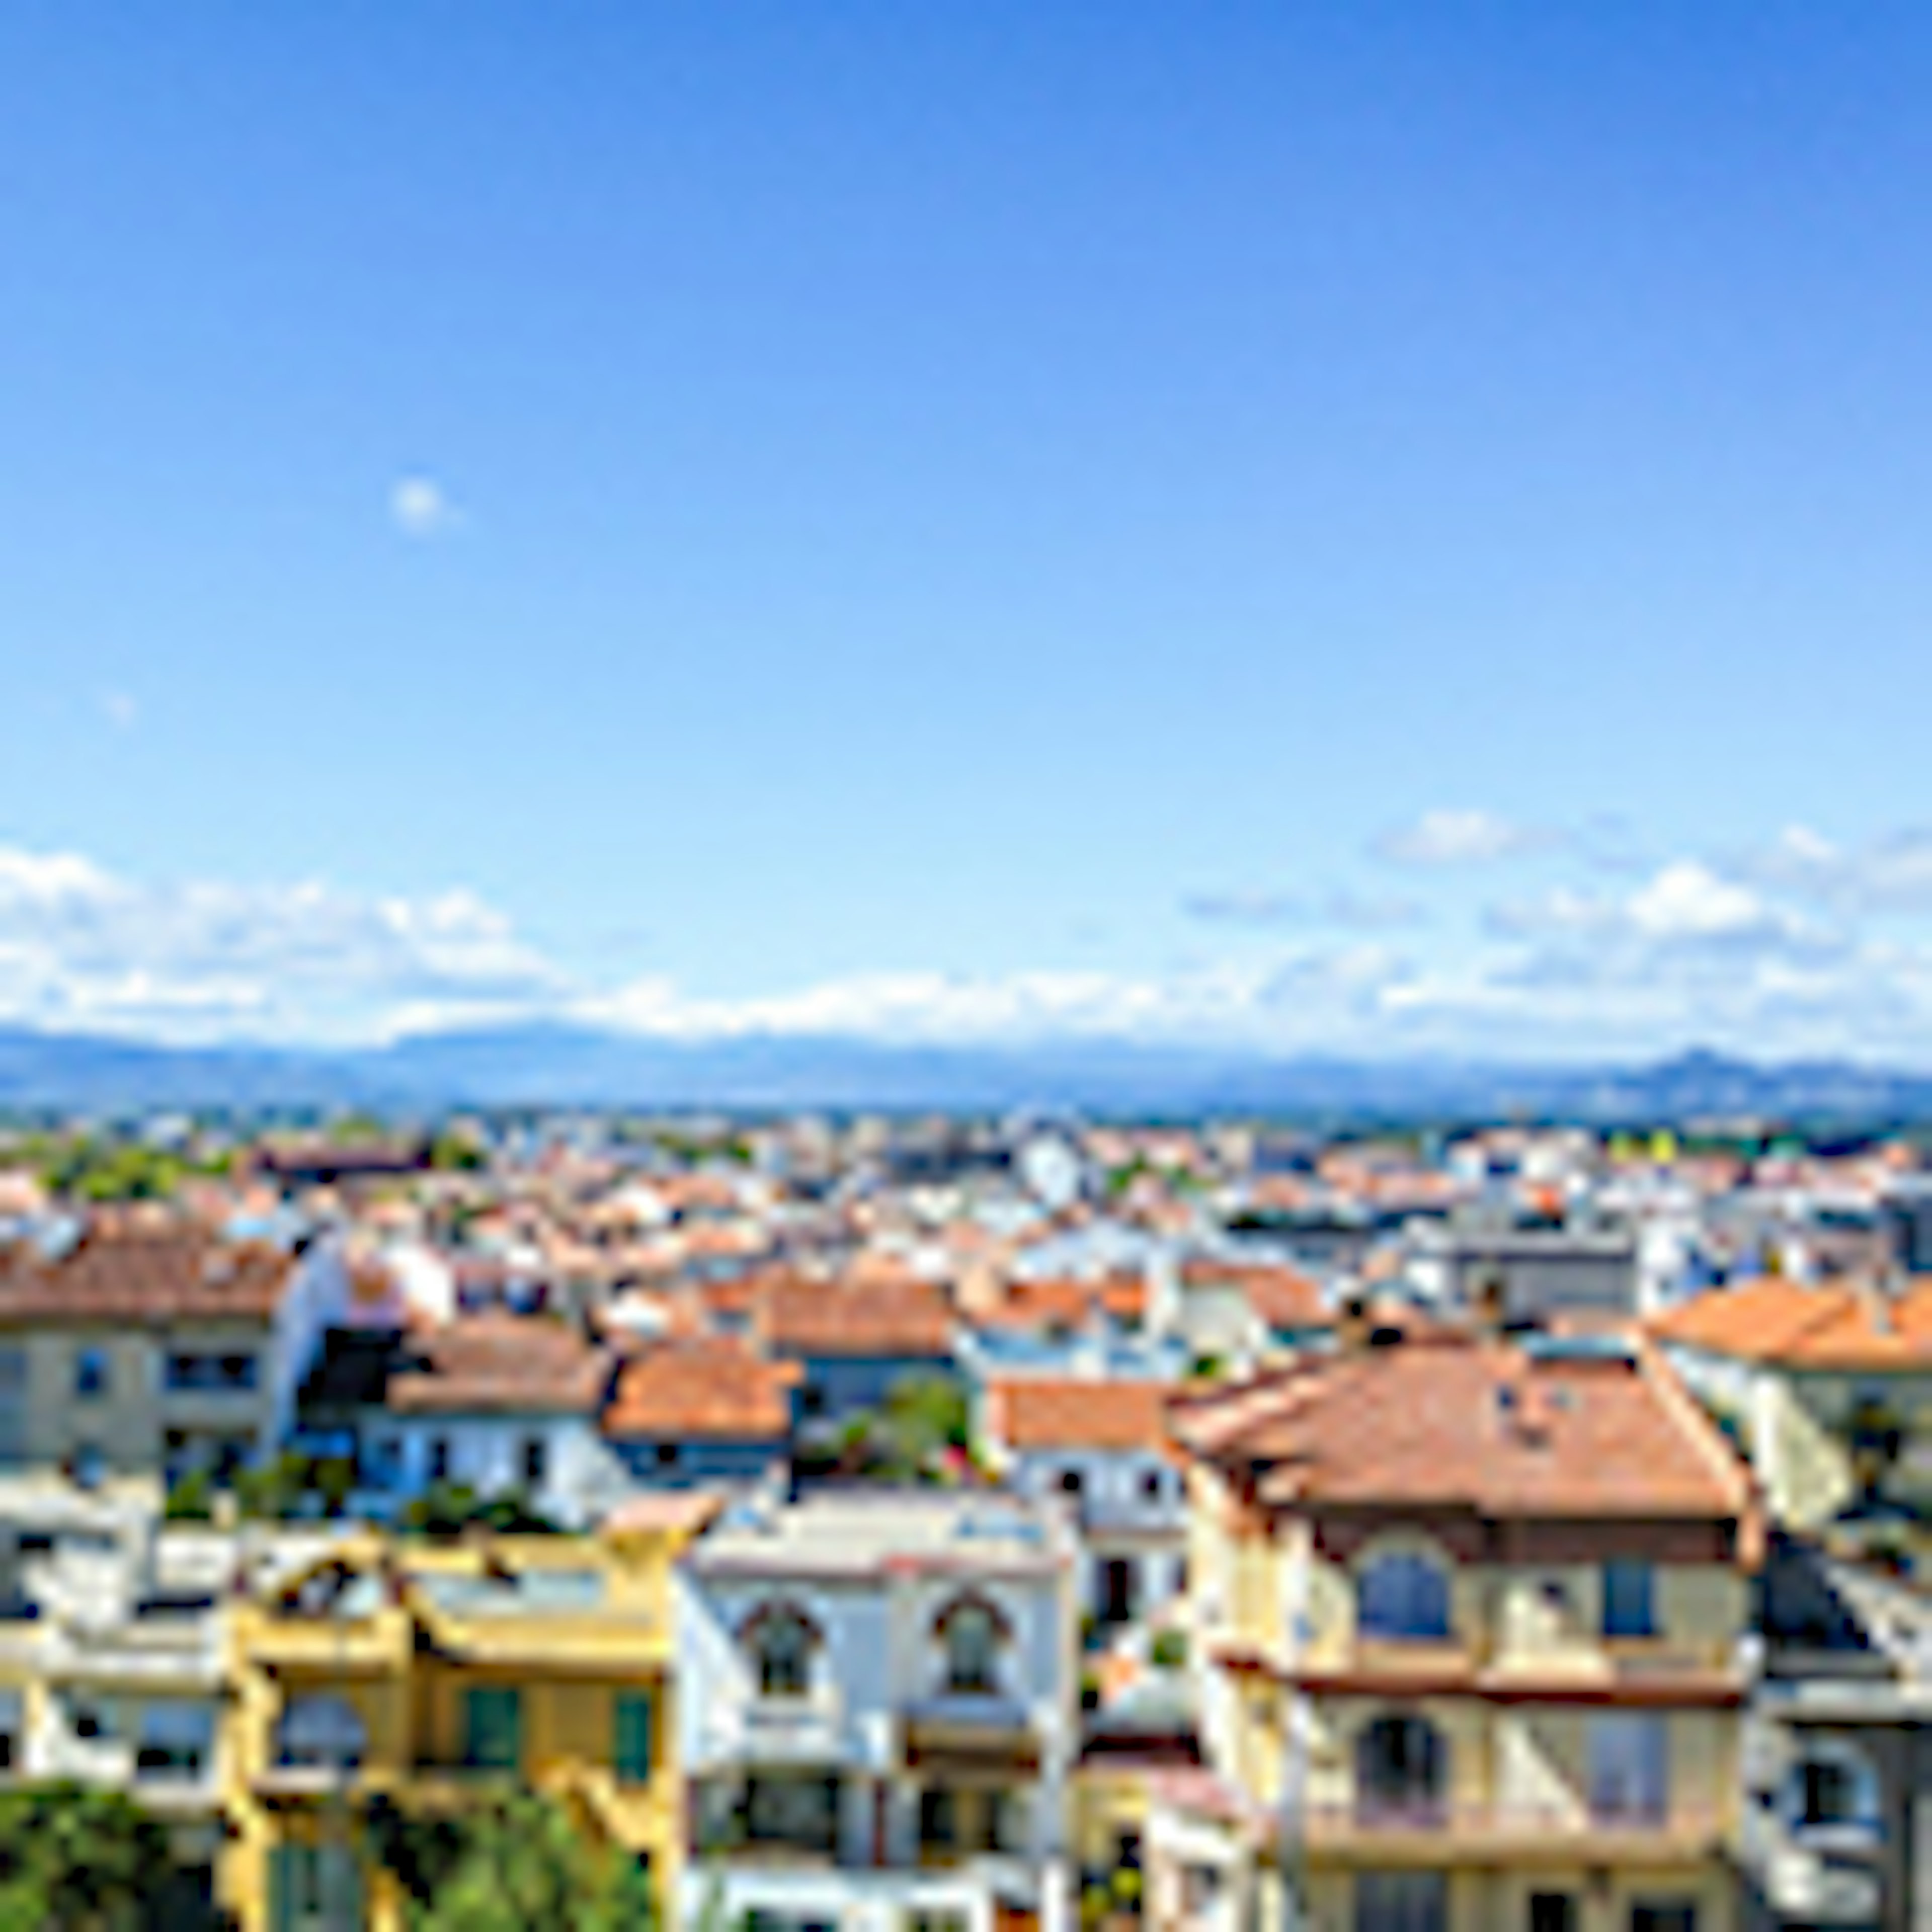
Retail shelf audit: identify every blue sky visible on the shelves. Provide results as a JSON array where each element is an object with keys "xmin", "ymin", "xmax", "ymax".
[{"xmin": 5, "ymin": 4, "xmax": 1932, "ymax": 1057}]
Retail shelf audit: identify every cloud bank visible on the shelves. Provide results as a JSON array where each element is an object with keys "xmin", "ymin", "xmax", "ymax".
[{"xmin": 6, "ymin": 818, "xmax": 1932, "ymax": 1060}]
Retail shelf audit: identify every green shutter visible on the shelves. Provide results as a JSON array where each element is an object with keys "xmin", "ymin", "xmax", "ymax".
[
  {"xmin": 614, "ymin": 1691, "xmax": 656, "ymax": 1784},
  {"xmin": 463, "ymin": 1686, "xmax": 522, "ymax": 1772}
]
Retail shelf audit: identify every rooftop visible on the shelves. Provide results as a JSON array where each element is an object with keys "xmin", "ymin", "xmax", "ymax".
[{"xmin": 1172, "ymin": 1330, "xmax": 1752, "ymax": 1523}]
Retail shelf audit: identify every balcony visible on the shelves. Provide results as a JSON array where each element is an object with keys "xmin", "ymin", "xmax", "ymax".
[
  {"xmin": 902, "ymin": 1695, "xmax": 1042, "ymax": 1777},
  {"xmin": 695, "ymin": 1691, "xmax": 870, "ymax": 1773},
  {"xmin": 1302, "ymin": 1799, "xmax": 1729, "ymax": 1865}
]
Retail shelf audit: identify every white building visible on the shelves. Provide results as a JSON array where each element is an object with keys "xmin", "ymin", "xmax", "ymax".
[{"xmin": 677, "ymin": 1487, "xmax": 1080, "ymax": 1932}]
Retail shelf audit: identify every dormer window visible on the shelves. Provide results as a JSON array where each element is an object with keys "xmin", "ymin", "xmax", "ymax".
[{"xmin": 744, "ymin": 1604, "xmax": 819, "ymax": 1700}]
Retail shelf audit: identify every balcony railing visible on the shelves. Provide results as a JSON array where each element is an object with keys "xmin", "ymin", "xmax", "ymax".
[{"xmin": 1303, "ymin": 1799, "xmax": 1728, "ymax": 1859}]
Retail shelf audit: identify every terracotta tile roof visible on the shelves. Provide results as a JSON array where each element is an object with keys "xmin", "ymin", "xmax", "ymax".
[
  {"xmin": 603, "ymin": 1336, "xmax": 800, "ymax": 1441},
  {"xmin": 1172, "ymin": 1333, "xmax": 1750, "ymax": 1521},
  {"xmin": 985, "ymin": 1378, "xmax": 1178, "ymax": 1454},
  {"xmin": 1179, "ymin": 1260, "xmax": 1327, "ymax": 1329},
  {"xmin": 387, "ymin": 1314, "xmax": 611, "ymax": 1414},
  {"xmin": 0, "ymin": 1225, "xmax": 293, "ymax": 1326},
  {"xmin": 978, "ymin": 1274, "xmax": 1147, "ymax": 1332},
  {"xmin": 755, "ymin": 1274, "xmax": 954, "ymax": 1358},
  {"xmin": 1650, "ymin": 1274, "xmax": 1932, "ymax": 1370}
]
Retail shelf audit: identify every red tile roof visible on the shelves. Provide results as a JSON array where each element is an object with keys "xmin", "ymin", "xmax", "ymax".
[
  {"xmin": 1172, "ymin": 1333, "xmax": 1751, "ymax": 1522},
  {"xmin": 388, "ymin": 1314, "xmax": 611, "ymax": 1414},
  {"xmin": 985, "ymin": 1378, "xmax": 1178, "ymax": 1454},
  {"xmin": 1650, "ymin": 1273, "xmax": 1932, "ymax": 1370},
  {"xmin": 0, "ymin": 1225, "xmax": 293, "ymax": 1326},
  {"xmin": 603, "ymin": 1336, "xmax": 800, "ymax": 1440}
]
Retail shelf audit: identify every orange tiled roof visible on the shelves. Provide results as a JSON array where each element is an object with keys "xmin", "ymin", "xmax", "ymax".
[
  {"xmin": 1649, "ymin": 1274, "xmax": 1932, "ymax": 1370},
  {"xmin": 1172, "ymin": 1333, "xmax": 1749, "ymax": 1521},
  {"xmin": 603, "ymin": 1335, "xmax": 800, "ymax": 1440},
  {"xmin": 985, "ymin": 1378, "xmax": 1177, "ymax": 1454},
  {"xmin": 978, "ymin": 1274, "xmax": 1147, "ymax": 1332},
  {"xmin": 755, "ymin": 1273, "xmax": 954, "ymax": 1358},
  {"xmin": 1179, "ymin": 1260, "xmax": 1327, "ymax": 1329},
  {"xmin": 388, "ymin": 1314, "xmax": 611, "ymax": 1414},
  {"xmin": 0, "ymin": 1225, "xmax": 293, "ymax": 1326}
]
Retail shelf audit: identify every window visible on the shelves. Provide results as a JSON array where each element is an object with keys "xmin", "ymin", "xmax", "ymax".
[
  {"xmin": 1589, "ymin": 1714, "xmax": 1668, "ymax": 1824},
  {"xmin": 748, "ymin": 1605, "xmax": 818, "ymax": 1699},
  {"xmin": 1355, "ymin": 1713, "xmax": 1447, "ymax": 1822},
  {"xmin": 655, "ymin": 1442, "xmax": 680, "ymax": 1468},
  {"xmin": 274, "ymin": 1694, "xmax": 366, "ymax": 1771},
  {"xmin": 1357, "ymin": 1551, "xmax": 1452, "ymax": 1642},
  {"xmin": 269, "ymin": 1845, "xmax": 362, "ymax": 1932},
  {"xmin": 1629, "ymin": 1906, "xmax": 1697, "ymax": 1932},
  {"xmin": 1059, "ymin": 1468, "xmax": 1084, "ymax": 1496},
  {"xmin": 1354, "ymin": 1871, "xmax": 1447, "ymax": 1932},
  {"xmin": 1141, "ymin": 1469, "xmax": 1167, "ymax": 1501},
  {"xmin": 521, "ymin": 1434, "xmax": 547, "ymax": 1487},
  {"xmin": 1788, "ymin": 1738, "xmax": 1881, "ymax": 1839},
  {"xmin": 1097, "ymin": 1556, "xmax": 1137, "ymax": 1625},
  {"xmin": 67, "ymin": 1444, "xmax": 105, "ymax": 1491},
  {"xmin": 1528, "ymin": 1896, "xmax": 1577, "ymax": 1932},
  {"xmin": 462, "ymin": 1686, "xmax": 522, "ymax": 1772},
  {"xmin": 919, "ymin": 1785, "xmax": 957, "ymax": 1850},
  {"xmin": 613, "ymin": 1692, "xmax": 656, "ymax": 1784},
  {"xmin": 744, "ymin": 1773, "xmax": 839, "ymax": 1855},
  {"xmin": 73, "ymin": 1347, "xmax": 108, "ymax": 1400},
  {"xmin": 135, "ymin": 1703, "xmax": 214, "ymax": 1782},
  {"xmin": 428, "ymin": 1436, "xmax": 451, "ymax": 1483},
  {"xmin": 164, "ymin": 1352, "xmax": 258, "ymax": 1393},
  {"xmin": 940, "ymin": 1599, "xmax": 1002, "ymax": 1695},
  {"xmin": 1602, "ymin": 1560, "xmax": 1658, "ymax": 1640}
]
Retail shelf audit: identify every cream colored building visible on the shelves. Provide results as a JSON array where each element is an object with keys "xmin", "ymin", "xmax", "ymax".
[{"xmin": 1173, "ymin": 1329, "xmax": 1761, "ymax": 1932}]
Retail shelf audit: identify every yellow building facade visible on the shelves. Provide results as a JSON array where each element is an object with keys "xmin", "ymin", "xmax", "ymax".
[
  {"xmin": 220, "ymin": 1519, "xmax": 696, "ymax": 1931},
  {"xmin": 1176, "ymin": 1337, "xmax": 1760, "ymax": 1932}
]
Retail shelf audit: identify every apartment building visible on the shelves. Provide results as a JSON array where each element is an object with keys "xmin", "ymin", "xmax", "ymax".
[
  {"xmin": 0, "ymin": 1480, "xmax": 264, "ymax": 1925},
  {"xmin": 313, "ymin": 1312, "xmax": 626, "ymax": 1526},
  {"xmin": 0, "ymin": 1223, "xmax": 324, "ymax": 1489},
  {"xmin": 1652, "ymin": 1273, "xmax": 1932, "ymax": 1532},
  {"xmin": 1173, "ymin": 1328, "xmax": 1760, "ymax": 1932},
  {"xmin": 219, "ymin": 1505, "xmax": 704, "ymax": 1931},
  {"xmin": 676, "ymin": 1487, "xmax": 1079, "ymax": 1932},
  {"xmin": 1742, "ymin": 1532, "xmax": 1932, "ymax": 1929},
  {"xmin": 979, "ymin": 1378, "xmax": 1187, "ymax": 1632}
]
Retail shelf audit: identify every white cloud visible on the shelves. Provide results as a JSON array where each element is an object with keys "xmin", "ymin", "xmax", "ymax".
[
  {"xmin": 388, "ymin": 474, "xmax": 463, "ymax": 539},
  {"xmin": 1374, "ymin": 808, "xmax": 1552, "ymax": 867},
  {"xmin": 0, "ymin": 844, "xmax": 559, "ymax": 1044},
  {"xmin": 1741, "ymin": 823, "xmax": 1932, "ymax": 914},
  {"xmin": 98, "ymin": 690, "xmax": 137, "ymax": 731},
  {"xmin": 1183, "ymin": 887, "xmax": 1422, "ymax": 930}
]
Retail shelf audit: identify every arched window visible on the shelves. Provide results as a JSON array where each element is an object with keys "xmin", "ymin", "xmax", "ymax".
[
  {"xmin": 743, "ymin": 1604, "xmax": 819, "ymax": 1700},
  {"xmin": 1787, "ymin": 1737, "xmax": 1882, "ymax": 1839},
  {"xmin": 274, "ymin": 1694, "xmax": 367, "ymax": 1772},
  {"xmin": 1355, "ymin": 1711, "xmax": 1447, "ymax": 1822},
  {"xmin": 1357, "ymin": 1550, "xmax": 1452, "ymax": 1642},
  {"xmin": 937, "ymin": 1596, "xmax": 1006, "ymax": 1695}
]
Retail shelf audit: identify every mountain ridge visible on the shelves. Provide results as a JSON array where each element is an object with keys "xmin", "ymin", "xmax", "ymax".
[{"xmin": 0, "ymin": 1022, "xmax": 1929, "ymax": 1121}]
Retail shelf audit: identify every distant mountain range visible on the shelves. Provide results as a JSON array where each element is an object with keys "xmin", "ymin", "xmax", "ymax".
[{"xmin": 2, "ymin": 1023, "xmax": 1932, "ymax": 1124}]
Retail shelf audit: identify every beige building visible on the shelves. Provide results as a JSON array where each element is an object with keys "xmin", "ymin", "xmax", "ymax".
[
  {"xmin": 0, "ymin": 1223, "xmax": 304, "ymax": 1489},
  {"xmin": 1173, "ymin": 1327, "xmax": 1761, "ymax": 1932}
]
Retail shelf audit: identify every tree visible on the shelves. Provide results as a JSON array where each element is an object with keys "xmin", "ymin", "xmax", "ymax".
[
  {"xmin": 399, "ymin": 1790, "xmax": 656, "ymax": 1931},
  {"xmin": 0, "ymin": 1782, "xmax": 173, "ymax": 1929}
]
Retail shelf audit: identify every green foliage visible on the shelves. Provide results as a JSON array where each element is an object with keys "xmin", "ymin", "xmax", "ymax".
[
  {"xmin": 0, "ymin": 1782, "xmax": 173, "ymax": 1929},
  {"xmin": 429, "ymin": 1133, "xmax": 486, "ymax": 1173},
  {"xmin": 1150, "ymin": 1628, "xmax": 1188, "ymax": 1671},
  {"xmin": 397, "ymin": 1482, "xmax": 560, "ymax": 1540},
  {"xmin": 393, "ymin": 1789, "xmax": 657, "ymax": 1932},
  {"xmin": 162, "ymin": 1468, "xmax": 215, "ymax": 1522}
]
